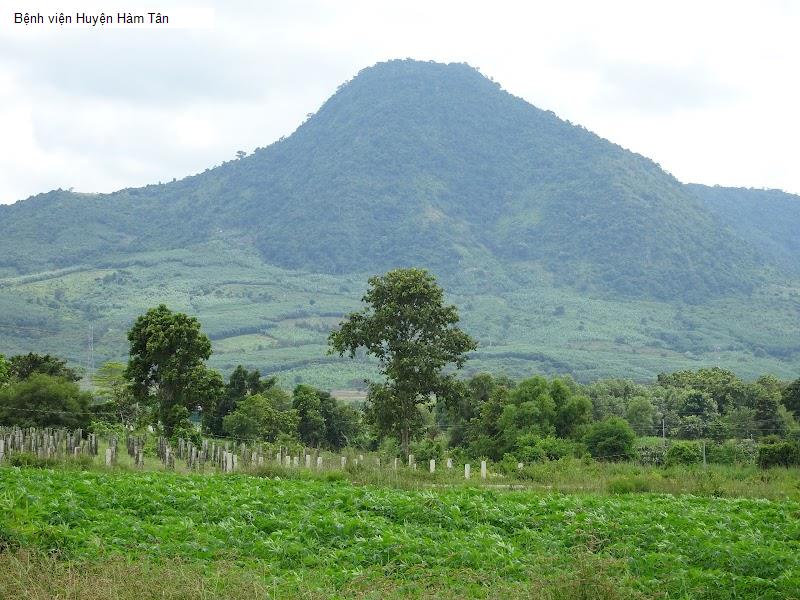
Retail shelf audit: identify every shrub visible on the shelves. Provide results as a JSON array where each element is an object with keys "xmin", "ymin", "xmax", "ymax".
[
  {"xmin": 607, "ymin": 476, "xmax": 651, "ymax": 494},
  {"xmin": 410, "ymin": 438, "xmax": 444, "ymax": 462},
  {"xmin": 515, "ymin": 443, "xmax": 547, "ymax": 464},
  {"xmin": 665, "ymin": 441, "xmax": 702, "ymax": 466},
  {"xmin": 636, "ymin": 444, "xmax": 666, "ymax": 466},
  {"xmin": 757, "ymin": 441, "xmax": 800, "ymax": 468},
  {"xmin": 706, "ymin": 439, "xmax": 757, "ymax": 465},
  {"xmin": 538, "ymin": 436, "xmax": 584, "ymax": 460},
  {"xmin": 583, "ymin": 418, "xmax": 635, "ymax": 461}
]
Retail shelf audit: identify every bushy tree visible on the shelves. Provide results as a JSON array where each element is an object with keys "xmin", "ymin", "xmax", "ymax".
[
  {"xmin": 125, "ymin": 304, "xmax": 223, "ymax": 436},
  {"xmin": 329, "ymin": 268, "xmax": 476, "ymax": 455},
  {"xmin": 783, "ymin": 378, "xmax": 800, "ymax": 418},
  {"xmin": 583, "ymin": 417, "xmax": 635, "ymax": 461},
  {"xmin": 222, "ymin": 390, "xmax": 298, "ymax": 441},
  {"xmin": 0, "ymin": 354, "xmax": 9, "ymax": 386},
  {"xmin": 753, "ymin": 385, "xmax": 785, "ymax": 437},
  {"xmin": 8, "ymin": 352, "xmax": 80, "ymax": 382},
  {"xmin": 0, "ymin": 374, "xmax": 92, "ymax": 428},
  {"xmin": 206, "ymin": 366, "xmax": 273, "ymax": 436},
  {"xmin": 658, "ymin": 368, "xmax": 746, "ymax": 413},
  {"xmin": 625, "ymin": 396, "xmax": 656, "ymax": 434},
  {"xmin": 293, "ymin": 385, "xmax": 326, "ymax": 446}
]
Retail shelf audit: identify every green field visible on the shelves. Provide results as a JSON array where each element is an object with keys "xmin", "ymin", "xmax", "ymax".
[
  {"xmin": 1, "ymin": 466, "xmax": 798, "ymax": 599},
  {"xmin": 2, "ymin": 241, "xmax": 799, "ymax": 390}
]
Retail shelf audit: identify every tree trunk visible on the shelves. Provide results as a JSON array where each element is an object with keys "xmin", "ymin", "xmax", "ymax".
[{"xmin": 401, "ymin": 426, "xmax": 410, "ymax": 458}]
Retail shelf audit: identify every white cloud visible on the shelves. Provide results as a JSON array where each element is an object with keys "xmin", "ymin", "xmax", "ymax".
[{"xmin": 1, "ymin": 0, "xmax": 799, "ymax": 202}]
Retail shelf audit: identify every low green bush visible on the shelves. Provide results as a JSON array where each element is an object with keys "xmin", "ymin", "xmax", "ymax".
[
  {"xmin": 706, "ymin": 439, "xmax": 757, "ymax": 465},
  {"xmin": 607, "ymin": 476, "xmax": 651, "ymax": 494},
  {"xmin": 665, "ymin": 441, "xmax": 702, "ymax": 466},
  {"xmin": 584, "ymin": 418, "xmax": 635, "ymax": 461},
  {"xmin": 758, "ymin": 440, "xmax": 800, "ymax": 468}
]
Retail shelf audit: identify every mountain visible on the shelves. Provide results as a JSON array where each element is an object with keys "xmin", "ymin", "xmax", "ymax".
[
  {"xmin": 0, "ymin": 59, "xmax": 765, "ymax": 300},
  {"xmin": 1, "ymin": 59, "xmax": 799, "ymax": 386},
  {"xmin": 688, "ymin": 184, "xmax": 800, "ymax": 276}
]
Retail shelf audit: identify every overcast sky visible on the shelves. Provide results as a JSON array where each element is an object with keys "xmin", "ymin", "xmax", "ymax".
[{"xmin": 1, "ymin": 0, "xmax": 799, "ymax": 203}]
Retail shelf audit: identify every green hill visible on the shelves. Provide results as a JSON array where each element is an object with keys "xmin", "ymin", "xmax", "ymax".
[
  {"xmin": 0, "ymin": 59, "xmax": 799, "ymax": 386},
  {"xmin": 689, "ymin": 184, "xmax": 800, "ymax": 275}
]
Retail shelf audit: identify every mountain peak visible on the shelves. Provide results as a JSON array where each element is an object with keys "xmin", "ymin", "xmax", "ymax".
[{"xmin": 0, "ymin": 59, "xmax": 764, "ymax": 301}]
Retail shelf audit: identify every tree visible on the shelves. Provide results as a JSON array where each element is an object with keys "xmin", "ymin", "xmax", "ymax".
[
  {"xmin": 223, "ymin": 390, "xmax": 298, "ymax": 441},
  {"xmin": 329, "ymin": 269, "xmax": 477, "ymax": 455},
  {"xmin": 783, "ymin": 378, "xmax": 800, "ymax": 418},
  {"xmin": 8, "ymin": 352, "xmax": 80, "ymax": 382},
  {"xmin": 0, "ymin": 354, "xmax": 9, "ymax": 386},
  {"xmin": 124, "ymin": 305, "xmax": 222, "ymax": 436},
  {"xmin": 625, "ymin": 396, "xmax": 656, "ymax": 434},
  {"xmin": 753, "ymin": 385, "xmax": 785, "ymax": 437},
  {"xmin": 293, "ymin": 385, "xmax": 326, "ymax": 446},
  {"xmin": 208, "ymin": 366, "xmax": 275, "ymax": 435},
  {"xmin": 0, "ymin": 374, "xmax": 92, "ymax": 429},
  {"xmin": 583, "ymin": 417, "xmax": 636, "ymax": 461}
]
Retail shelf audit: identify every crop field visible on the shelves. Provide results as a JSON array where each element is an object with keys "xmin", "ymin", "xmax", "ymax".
[
  {"xmin": 1, "ymin": 467, "xmax": 798, "ymax": 599},
  {"xmin": 2, "ymin": 242, "xmax": 800, "ymax": 389}
]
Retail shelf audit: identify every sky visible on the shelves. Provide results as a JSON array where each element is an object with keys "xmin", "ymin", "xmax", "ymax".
[{"xmin": 1, "ymin": 0, "xmax": 799, "ymax": 203}]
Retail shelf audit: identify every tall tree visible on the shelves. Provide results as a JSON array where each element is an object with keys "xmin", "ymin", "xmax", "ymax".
[
  {"xmin": 293, "ymin": 385, "xmax": 327, "ymax": 446},
  {"xmin": 124, "ymin": 304, "xmax": 222, "ymax": 436},
  {"xmin": 329, "ymin": 268, "xmax": 476, "ymax": 455}
]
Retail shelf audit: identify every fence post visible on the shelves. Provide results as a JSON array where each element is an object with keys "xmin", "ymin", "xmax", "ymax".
[
  {"xmin": 429, "ymin": 459, "xmax": 435, "ymax": 473},
  {"xmin": 465, "ymin": 463, "xmax": 470, "ymax": 479},
  {"xmin": 480, "ymin": 460, "xmax": 487, "ymax": 479}
]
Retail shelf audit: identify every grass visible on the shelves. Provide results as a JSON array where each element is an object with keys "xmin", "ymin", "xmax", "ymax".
[
  {"xmin": 1, "ymin": 467, "xmax": 798, "ymax": 598},
  {"xmin": 5, "ymin": 440, "xmax": 800, "ymax": 501},
  {"xmin": 0, "ymin": 550, "xmax": 637, "ymax": 599}
]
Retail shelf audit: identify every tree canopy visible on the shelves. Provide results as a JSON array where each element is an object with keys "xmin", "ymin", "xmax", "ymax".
[
  {"xmin": 329, "ymin": 268, "xmax": 476, "ymax": 454},
  {"xmin": 124, "ymin": 304, "xmax": 223, "ymax": 436}
]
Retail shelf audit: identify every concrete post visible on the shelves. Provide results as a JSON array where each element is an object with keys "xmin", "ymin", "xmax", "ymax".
[
  {"xmin": 446, "ymin": 458, "xmax": 453, "ymax": 469},
  {"xmin": 341, "ymin": 456, "xmax": 347, "ymax": 469},
  {"xmin": 408, "ymin": 453, "xmax": 414, "ymax": 467},
  {"xmin": 316, "ymin": 456, "xmax": 323, "ymax": 470},
  {"xmin": 465, "ymin": 463, "xmax": 470, "ymax": 479},
  {"xmin": 429, "ymin": 459, "xmax": 435, "ymax": 473},
  {"xmin": 305, "ymin": 454, "xmax": 311, "ymax": 468},
  {"xmin": 105, "ymin": 448, "xmax": 113, "ymax": 467},
  {"xmin": 480, "ymin": 460, "xmax": 487, "ymax": 479}
]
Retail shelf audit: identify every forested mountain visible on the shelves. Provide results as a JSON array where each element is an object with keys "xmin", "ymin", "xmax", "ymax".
[
  {"xmin": 0, "ymin": 59, "xmax": 772, "ymax": 300},
  {"xmin": 1, "ymin": 59, "xmax": 799, "ymax": 386},
  {"xmin": 689, "ymin": 184, "xmax": 800, "ymax": 276}
]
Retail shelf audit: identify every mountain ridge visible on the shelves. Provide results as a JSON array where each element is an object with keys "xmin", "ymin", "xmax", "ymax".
[{"xmin": 0, "ymin": 59, "xmax": 775, "ymax": 302}]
